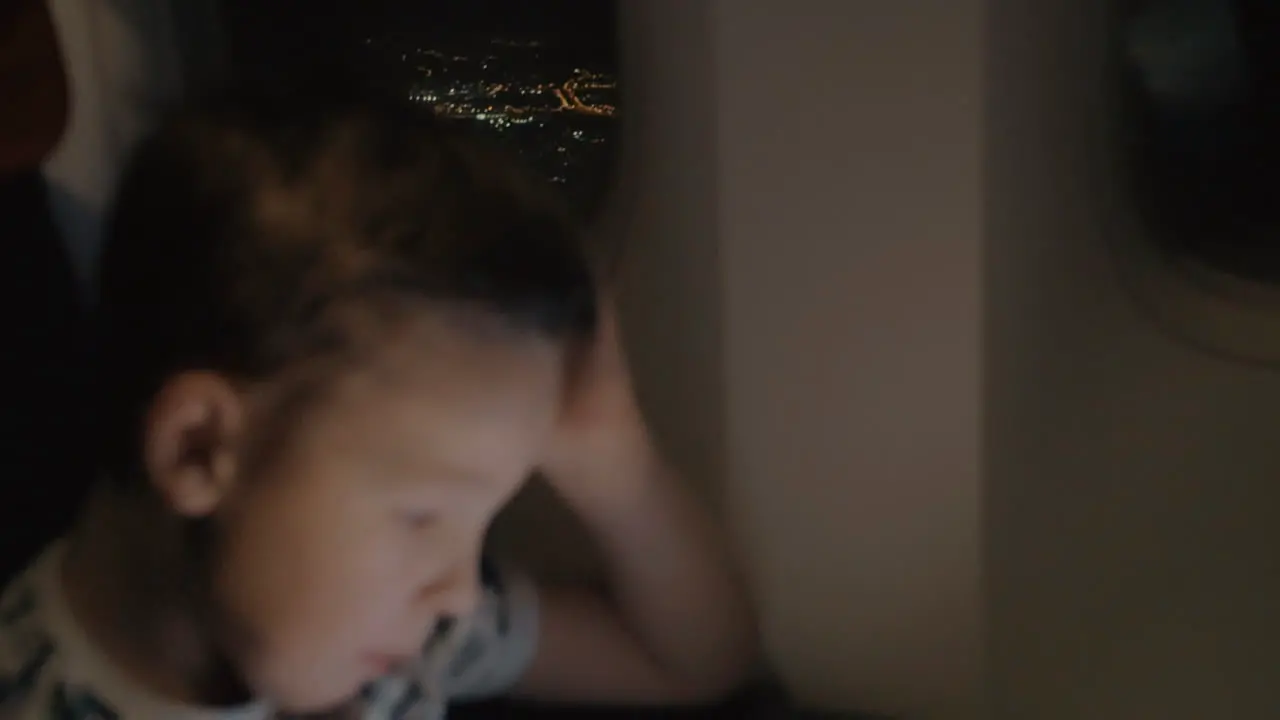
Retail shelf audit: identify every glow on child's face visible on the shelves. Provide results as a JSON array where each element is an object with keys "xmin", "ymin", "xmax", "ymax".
[{"xmin": 203, "ymin": 314, "xmax": 564, "ymax": 712}]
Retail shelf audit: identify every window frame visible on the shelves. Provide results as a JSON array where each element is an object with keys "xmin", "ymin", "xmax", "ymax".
[{"xmin": 1101, "ymin": 0, "xmax": 1280, "ymax": 365}]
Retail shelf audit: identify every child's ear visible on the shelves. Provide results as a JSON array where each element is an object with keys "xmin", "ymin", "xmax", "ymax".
[{"xmin": 143, "ymin": 371, "xmax": 245, "ymax": 517}]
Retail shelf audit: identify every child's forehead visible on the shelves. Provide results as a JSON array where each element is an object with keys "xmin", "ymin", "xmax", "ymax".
[
  {"xmin": 347, "ymin": 310, "xmax": 564, "ymax": 395},
  {"xmin": 260, "ymin": 315, "xmax": 562, "ymax": 487}
]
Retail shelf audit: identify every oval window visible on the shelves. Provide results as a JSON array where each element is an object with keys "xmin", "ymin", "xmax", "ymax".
[{"xmin": 1121, "ymin": 0, "xmax": 1280, "ymax": 283}]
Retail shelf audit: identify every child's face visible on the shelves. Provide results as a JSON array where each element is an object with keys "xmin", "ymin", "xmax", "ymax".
[{"xmin": 169, "ymin": 316, "xmax": 565, "ymax": 712}]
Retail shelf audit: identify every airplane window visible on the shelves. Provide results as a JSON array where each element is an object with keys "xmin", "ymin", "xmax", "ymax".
[
  {"xmin": 1121, "ymin": 0, "xmax": 1280, "ymax": 283},
  {"xmin": 219, "ymin": 0, "xmax": 620, "ymax": 217}
]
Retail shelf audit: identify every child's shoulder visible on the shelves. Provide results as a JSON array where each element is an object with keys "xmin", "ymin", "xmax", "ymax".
[
  {"xmin": 0, "ymin": 554, "xmax": 62, "ymax": 712},
  {"xmin": 0, "ymin": 548, "xmax": 140, "ymax": 720}
]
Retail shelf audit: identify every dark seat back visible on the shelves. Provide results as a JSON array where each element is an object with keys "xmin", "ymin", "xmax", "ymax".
[{"xmin": 0, "ymin": 171, "xmax": 95, "ymax": 585}]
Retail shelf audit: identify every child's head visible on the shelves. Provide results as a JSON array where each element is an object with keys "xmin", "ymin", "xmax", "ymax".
[{"xmin": 94, "ymin": 85, "xmax": 597, "ymax": 711}]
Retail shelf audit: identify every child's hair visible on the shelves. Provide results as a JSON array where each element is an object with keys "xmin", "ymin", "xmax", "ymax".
[{"xmin": 95, "ymin": 82, "xmax": 598, "ymax": 483}]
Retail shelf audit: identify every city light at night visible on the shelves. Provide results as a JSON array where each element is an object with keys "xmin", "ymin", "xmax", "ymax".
[{"xmin": 360, "ymin": 31, "xmax": 618, "ymax": 211}]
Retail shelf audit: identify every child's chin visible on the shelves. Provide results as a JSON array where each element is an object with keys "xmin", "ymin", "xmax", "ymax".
[{"xmin": 272, "ymin": 678, "xmax": 363, "ymax": 715}]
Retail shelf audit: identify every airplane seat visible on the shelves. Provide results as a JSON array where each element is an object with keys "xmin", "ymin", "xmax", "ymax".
[
  {"xmin": 0, "ymin": 169, "xmax": 97, "ymax": 586},
  {"xmin": 0, "ymin": 0, "xmax": 98, "ymax": 586}
]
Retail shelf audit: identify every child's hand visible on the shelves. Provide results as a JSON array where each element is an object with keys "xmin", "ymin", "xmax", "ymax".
[
  {"xmin": 519, "ymin": 294, "xmax": 758, "ymax": 704},
  {"xmin": 521, "ymin": 297, "xmax": 759, "ymax": 706},
  {"xmin": 540, "ymin": 294, "xmax": 655, "ymax": 495}
]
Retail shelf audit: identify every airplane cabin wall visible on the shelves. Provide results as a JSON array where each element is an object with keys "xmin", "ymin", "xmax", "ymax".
[{"xmin": 611, "ymin": 1, "xmax": 984, "ymax": 716}]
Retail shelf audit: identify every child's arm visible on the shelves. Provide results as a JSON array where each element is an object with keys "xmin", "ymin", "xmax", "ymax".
[
  {"xmin": 512, "ymin": 300, "xmax": 760, "ymax": 704},
  {"xmin": 515, "ymin": 442, "xmax": 759, "ymax": 704}
]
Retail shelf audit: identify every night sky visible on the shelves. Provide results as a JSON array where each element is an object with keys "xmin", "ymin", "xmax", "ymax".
[
  {"xmin": 358, "ymin": 0, "xmax": 615, "ymax": 38},
  {"xmin": 222, "ymin": 0, "xmax": 617, "ymax": 73}
]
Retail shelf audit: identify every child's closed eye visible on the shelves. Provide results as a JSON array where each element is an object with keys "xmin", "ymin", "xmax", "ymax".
[{"xmin": 399, "ymin": 509, "xmax": 439, "ymax": 530}]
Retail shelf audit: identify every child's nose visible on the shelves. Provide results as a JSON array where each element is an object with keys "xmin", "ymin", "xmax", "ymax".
[{"xmin": 418, "ymin": 560, "xmax": 481, "ymax": 619}]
